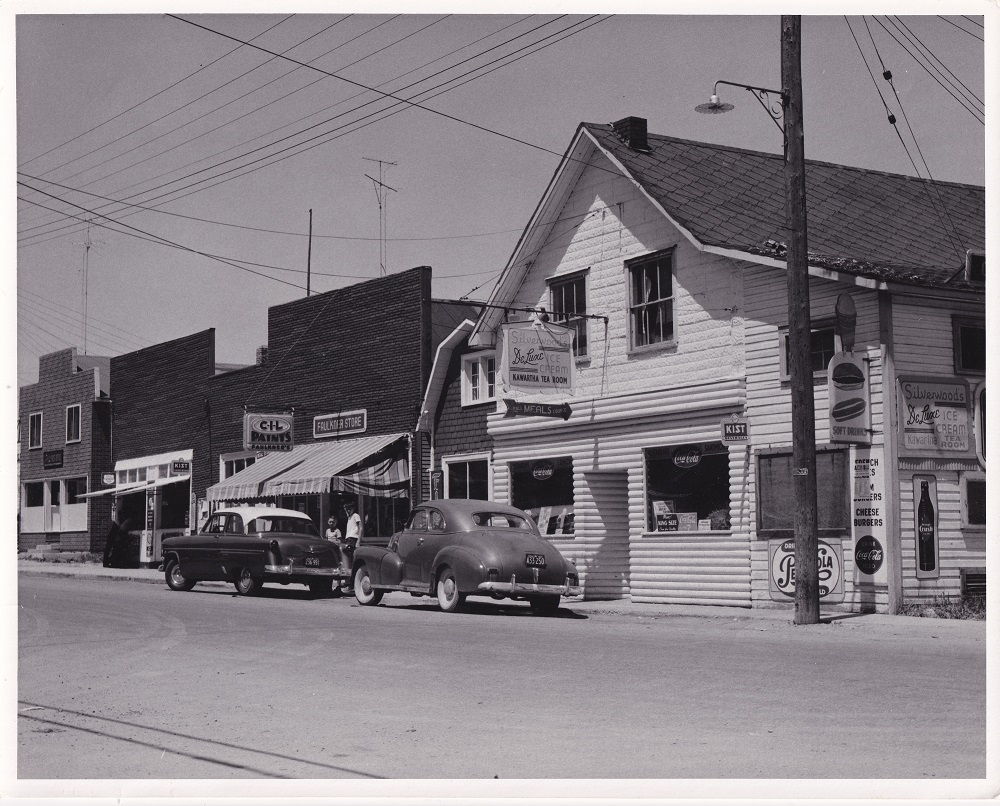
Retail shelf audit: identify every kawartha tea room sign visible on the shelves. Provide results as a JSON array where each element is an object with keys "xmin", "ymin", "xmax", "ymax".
[{"xmin": 498, "ymin": 321, "xmax": 575, "ymax": 396}]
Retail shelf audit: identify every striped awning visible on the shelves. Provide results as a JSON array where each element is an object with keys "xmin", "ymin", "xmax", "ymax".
[
  {"xmin": 262, "ymin": 433, "xmax": 409, "ymax": 498},
  {"xmin": 205, "ymin": 451, "xmax": 308, "ymax": 502}
]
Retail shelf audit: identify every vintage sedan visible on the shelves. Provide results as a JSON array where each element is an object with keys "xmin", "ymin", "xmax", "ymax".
[
  {"xmin": 160, "ymin": 506, "xmax": 348, "ymax": 596},
  {"xmin": 352, "ymin": 499, "xmax": 581, "ymax": 614}
]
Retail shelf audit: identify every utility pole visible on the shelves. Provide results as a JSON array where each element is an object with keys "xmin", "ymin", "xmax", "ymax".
[
  {"xmin": 364, "ymin": 157, "xmax": 397, "ymax": 276},
  {"xmin": 782, "ymin": 15, "xmax": 820, "ymax": 625},
  {"xmin": 306, "ymin": 209, "xmax": 313, "ymax": 297}
]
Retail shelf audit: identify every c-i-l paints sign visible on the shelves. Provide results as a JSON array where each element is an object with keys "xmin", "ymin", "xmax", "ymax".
[{"xmin": 244, "ymin": 412, "xmax": 294, "ymax": 452}]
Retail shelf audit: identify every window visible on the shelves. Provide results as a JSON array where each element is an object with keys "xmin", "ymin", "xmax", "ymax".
[
  {"xmin": 757, "ymin": 447, "xmax": 849, "ymax": 538},
  {"xmin": 28, "ymin": 412, "xmax": 42, "ymax": 449},
  {"xmin": 25, "ymin": 482, "xmax": 44, "ymax": 507},
  {"xmin": 445, "ymin": 457, "xmax": 489, "ymax": 500},
  {"xmin": 965, "ymin": 251, "xmax": 985, "ymax": 284},
  {"xmin": 628, "ymin": 249, "xmax": 675, "ymax": 350},
  {"xmin": 510, "ymin": 457, "xmax": 575, "ymax": 535},
  {"xmin": 953, "ymin": 316, "xmax": 985, "ymax": 374},
  {"xmin": 962, "ymin": 472, "xmax": 986, "ymax": 528},
  {"xmin": 646, "ymin": 442, "xmax": 731, "ymax": 531},
  {"xmin": 778, "ymin": 323, "xmax": 837, "ymax": 380},
  {"xmin": 66, "ymin": 477, "xmax": 88, "ymax": 504},
  {"xmin": 222, "ymin": 452, "xmax": 257, "ymax": 479},
  {"xmin": 65, "ymin": 404, "xmax": 81, "ymax": 444},
  {"xmin": 462, "ymin": 352, "xmax": 496, "ymax": 406},
  {"xmin": 549, "ymin": 272, "xmax": 588, "ymax": 357}
]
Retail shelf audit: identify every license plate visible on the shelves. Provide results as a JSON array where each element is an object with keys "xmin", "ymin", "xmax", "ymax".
[
  {"xmin": 305, "ymin": 557, "xmax": 320, "ymax": 567},
  {"xmin": 525, "ymin": 553, "xmax": 546, "ymax": 568}
]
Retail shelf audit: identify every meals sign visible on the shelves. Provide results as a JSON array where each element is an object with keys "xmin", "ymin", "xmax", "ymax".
[
  {"xmin": 897, "ymin": 376, "xmax": 972, "ymax": 457},
  {"xmin": 498, "ymin": 321, "xmax": 574, "ymax": 396}
]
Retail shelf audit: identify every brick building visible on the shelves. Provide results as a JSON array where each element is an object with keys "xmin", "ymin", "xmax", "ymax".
[
  {"xmin": 17, "ymin": 348, "xmax": 113, "ymax": 552},
  {"xmin": 99, "ymin": 266, "xmax": 471, "ymax": 564}
]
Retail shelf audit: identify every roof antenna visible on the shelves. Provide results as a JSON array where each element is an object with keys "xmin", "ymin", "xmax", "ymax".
[
  {"xmin": 71, "ymin": 224, "xmax": 107, "ymax": 355},
  {"xmin": 364, "ymin": 158, "xmax": 398, "ymax": 276}
]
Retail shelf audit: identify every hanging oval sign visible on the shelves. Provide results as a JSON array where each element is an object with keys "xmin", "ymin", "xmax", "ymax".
[
  {"xmin": 673, "ymin": 448, "xmax": 702, "ymax": 469},
  {"xmin": 532, "ymin": 460, "xmax": 555, "ymax": 481}
]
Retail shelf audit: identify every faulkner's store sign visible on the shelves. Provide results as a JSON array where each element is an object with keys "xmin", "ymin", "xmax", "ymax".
[
  {"xmin": 897, "ymin": 376, "xmax": 972, "ymax": 456},
  {"xmin": 243, "ymin": 412, "xmax": 294, "ymax": 452},
  {"xmin": 498, "ymin": 321, "xmax": 574, "ymax": 396},
  {"xmin": 314, "ymin": 409, "xmax": 367, "ymax": 439}
]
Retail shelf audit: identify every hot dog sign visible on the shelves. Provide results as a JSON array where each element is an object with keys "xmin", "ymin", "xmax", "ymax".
[{"xmin": 828, "ymin": 353, "xmax": 871, "ymax": 445}]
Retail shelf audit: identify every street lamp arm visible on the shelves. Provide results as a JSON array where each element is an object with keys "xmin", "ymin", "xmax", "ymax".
[{"xmin": 712, "ymin": 80, "xmax": 787, "ymax": 135}]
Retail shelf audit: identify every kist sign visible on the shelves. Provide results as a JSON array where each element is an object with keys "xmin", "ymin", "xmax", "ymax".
[{"xmin": 244, "ymin": 412, "xmax": 294, "ymax": 452}]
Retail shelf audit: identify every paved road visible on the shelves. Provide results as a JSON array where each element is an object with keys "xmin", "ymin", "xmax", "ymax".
[{"xmin": 17, "ymin": 573, "xmax": 986, "ymax": 782}]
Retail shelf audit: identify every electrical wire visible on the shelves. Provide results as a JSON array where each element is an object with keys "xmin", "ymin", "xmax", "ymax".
[
  {"xmin": 938, "ymin": 15, "xmax": 984, "ymax": 40},
  {"xmin": 17, "ymin": 14, "xmax": 297, "ymax": 170},
  {"xmin": 17, "ymin": 16, "xmax": 585, "ymax": 246},
  {"xmin": 872, "ymin": 16, "xmax": 983, "ymax": 123},
  {"xmin": 19, "ymin": 16, "xmax": 609, "ymax": 249},
  {"xmin": 17, "ymin": 15, "xmax": 531, "ymax": 237}
]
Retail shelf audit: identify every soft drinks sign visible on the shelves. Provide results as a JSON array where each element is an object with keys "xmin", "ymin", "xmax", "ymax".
[{"xmin": 498, "ymin": 321, "xmax": 574, "ymax": 396}]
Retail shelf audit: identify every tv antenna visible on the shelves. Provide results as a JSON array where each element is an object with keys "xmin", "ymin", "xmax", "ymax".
[
  {"xmin": 364, "ymin": 158, "xmax": 397, "ymax": 276},
  {"xmin": 71, "ymin": 224, "xmax": 107, "ymax": 355}
]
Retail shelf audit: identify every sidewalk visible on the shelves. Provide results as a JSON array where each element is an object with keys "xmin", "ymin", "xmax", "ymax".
[{"xmin": 15, "ymin": 556, "xmax": 987, "ymax": 636}]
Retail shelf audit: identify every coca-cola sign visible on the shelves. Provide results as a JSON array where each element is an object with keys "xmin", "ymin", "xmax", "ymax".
[
  {"xmin": 854, "ymin": 535, "xmax": 884, "ymax": 576},
  {"xmin": 532, "ymin": 460, "xmax": 555, "ymax": 481},
  {"xmin": 672, "ymin": 448, "xmax": 702, "ymax": 468}
]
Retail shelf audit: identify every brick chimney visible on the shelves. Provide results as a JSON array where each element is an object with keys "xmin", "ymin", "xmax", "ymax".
[
  {"xmin": 611, "ymin": 116, "xmax": 648, "ymax": 152},
  {"xmin": 256, "ymin": 346, "xmax": 268, "ymax": 366}
]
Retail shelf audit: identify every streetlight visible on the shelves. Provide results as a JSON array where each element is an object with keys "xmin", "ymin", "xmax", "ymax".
[{"xmin": 696, "ymin": 16, "xmax": 820, "ymax": 624}]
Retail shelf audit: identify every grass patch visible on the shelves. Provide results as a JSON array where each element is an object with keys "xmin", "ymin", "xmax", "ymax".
[{"xmin": 898, "ymin": 594, "xmax": 986, "ymax": 620}]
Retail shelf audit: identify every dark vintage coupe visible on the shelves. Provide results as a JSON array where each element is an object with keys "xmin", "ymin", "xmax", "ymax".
[
  {"xmin": 352, "ymin": 499, "xmax": 581, "ymax": 614},
  {"xmin": 160, "ymin": 506, "xmax": 348, "ymax": 596}
]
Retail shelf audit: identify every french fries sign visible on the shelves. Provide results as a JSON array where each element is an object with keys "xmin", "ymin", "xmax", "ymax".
[{"xmin": 828, "ymin": 352, "xmax": 870, "ymax": 444}]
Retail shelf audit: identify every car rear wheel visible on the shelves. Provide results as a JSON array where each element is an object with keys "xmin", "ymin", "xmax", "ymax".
[
  {"xmin": 164, "ymin": 558, "xmax": 196, "ymax": 592},
  {"xmin": 529, "ymin": 595, "xmax": 560, "ymax": 615},
  {"xmin": 436, "ymin": 566, "xmax": 465, "ymax": 613},
  {"xmin": 354, "ymin": 565, "xmax": 383, "ymax": 606},
  {"xmin": 308, "ymin": 579, "xmax": 334, "ymax": 597},
  {"xmin": 234, "ymin": 568, "xmax": 262, "ymax": 596}
]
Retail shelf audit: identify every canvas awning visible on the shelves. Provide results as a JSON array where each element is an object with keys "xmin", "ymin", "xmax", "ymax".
[
  {"xmin": 77, "ymin": 474, "xmax": 190, "ymax": 499},
  {"xmin": 206, "ymin": 433, "xmax": 410, "ymax": 502},
  {"xmin": 262, "ymin": 433, "xmax": 409, "ymax": 498},
  {"xmin": 205, "ymin": 450, "xmax": 307, "ymax": 501}
]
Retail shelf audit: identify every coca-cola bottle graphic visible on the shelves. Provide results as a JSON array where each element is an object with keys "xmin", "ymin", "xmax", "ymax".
[{"xmin": 917, "ymin": 481, "xmax": 936, "ymax": 572}]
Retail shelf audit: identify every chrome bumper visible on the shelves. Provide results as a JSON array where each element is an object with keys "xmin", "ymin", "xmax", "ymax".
[
  {"xmin": 478, "ymin": 579, "xmax": 581, "ymax": 597},
  {"xmin": 264, "ymin": 564, "xmax": 343, "ymax": 577}
]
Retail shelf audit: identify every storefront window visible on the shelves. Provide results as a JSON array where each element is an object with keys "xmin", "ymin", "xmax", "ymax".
[
  {"xmin": 160, "ymin": 481, "xmax": 190, "ymax": 530},
  {"xmin": 446, "ymin": 458, "xmax": 489, "ymax": 500},
  {"xmin": 646, "ymin": 442, "xmax": 730, "ymax": 532},
  {"xmin": 25, "ymin": 482, "xmax": 44, "ymax": 507},
  {"xmin": 510, "ymin": 457, "xmax": 575, "ymax": 535},
  {"xmin": 363, "ymin": 496, "xmax": 411, "ymax": 540},
  {"xmin": 66, "ymin": 477, "xmax": 88, "ymax": 504},
  {"xmin": 756, "ymin": 447, "xmax": 849, "ymax": 538}
]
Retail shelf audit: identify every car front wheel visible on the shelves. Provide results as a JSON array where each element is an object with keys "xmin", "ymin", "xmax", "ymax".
[
  {"xmin": 164, "ymin": 558, "xmax": 196, "ymax": 592},
  {"xmin": 436, "ymin": 566, "xmax": 465, "ymax": 613},
  {"xmin": 354, "ymin": 565, "xmax": 383, "ymax": 606},
  {"xmin": 234, "ymin": 568, "xmax": 262, "ymax": 596}
]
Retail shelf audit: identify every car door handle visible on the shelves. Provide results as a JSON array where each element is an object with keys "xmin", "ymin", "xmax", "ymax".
[{"xmin": 418, "ymin": 537, "xmax": 424, "ymax": 545}]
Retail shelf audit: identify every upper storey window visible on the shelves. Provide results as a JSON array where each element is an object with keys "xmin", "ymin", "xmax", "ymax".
[{"xmin": 627, "ymin": 249, "xmax": 675, "ymax": 351}]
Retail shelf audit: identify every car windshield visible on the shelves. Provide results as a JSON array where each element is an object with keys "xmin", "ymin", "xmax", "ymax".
[
  {"xmin": 472, "ymin": 512, "xmax": 534, "ymax": 530},
  {"xmin": 248, "ymin": 517, "xmax": 319, "ymax": 536}
]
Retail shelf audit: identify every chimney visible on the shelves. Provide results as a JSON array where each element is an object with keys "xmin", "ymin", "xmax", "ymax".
[
  {"xmin": 256, "ymin": 346, "xmax": 269, "ymax": 366},
  {"xmin": 611, "ymin": 116, "xmax": 648, "ymax": 152}
]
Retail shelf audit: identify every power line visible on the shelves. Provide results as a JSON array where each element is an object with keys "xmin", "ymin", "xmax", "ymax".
[
  {"xmin": 938, "ymin": 15, "xmax": 984, "ymax": 39},
  {"xmin": 17, "ymin": 14, "xmax": 297, "ymax": 170},
  {"xmin": 19, "ymin": 16, "xmax": 609, "ymax": 249},
  {"xmin": 886, "ymin": 16, "xmax": 983, "ymax": 111},
  {"xmin": 17, "ymin": 15, "xmax": 527, "ymax": 237}
]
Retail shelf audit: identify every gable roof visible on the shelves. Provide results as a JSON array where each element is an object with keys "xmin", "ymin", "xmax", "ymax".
[{"xmin": 582, "ymin": 122, "xmax": 985, "ymax": 289}]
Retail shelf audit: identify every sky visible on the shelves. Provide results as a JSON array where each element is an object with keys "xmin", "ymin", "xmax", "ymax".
[{"xmin": 8, "ymin": 2, "xmax": 994, "ymax": 387}]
